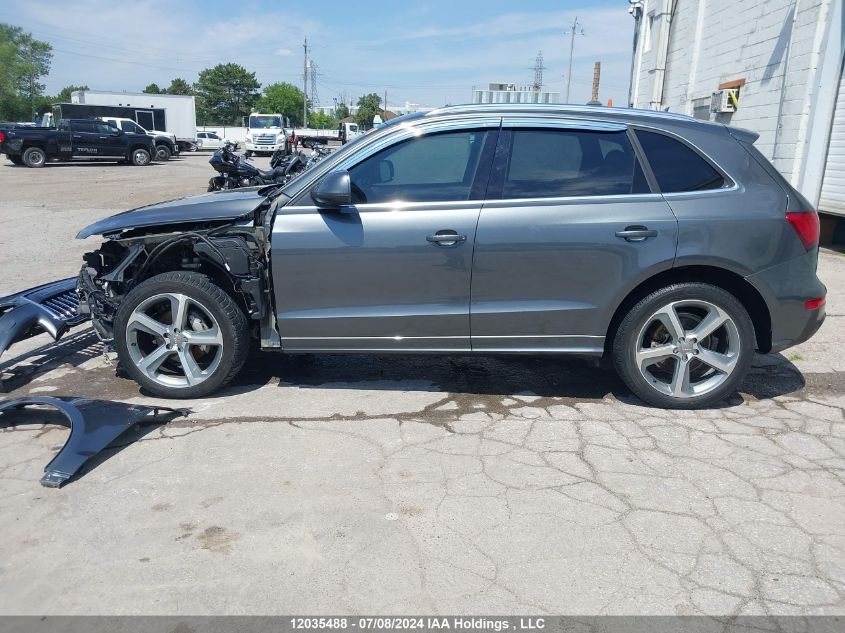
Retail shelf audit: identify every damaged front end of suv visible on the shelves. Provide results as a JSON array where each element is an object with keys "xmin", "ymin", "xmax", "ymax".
[{"xmin": 74, "ymin": 188, "xmax": 283, "ymax": 396}]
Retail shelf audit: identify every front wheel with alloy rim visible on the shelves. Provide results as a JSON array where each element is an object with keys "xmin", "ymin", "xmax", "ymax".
[
  {"xmin": 155, "ymin": 144, "xmax": 172, "ymax": 161},
  {"xmin": 114, "ymin": 271, "xmax": 249, "ymax": 399},
  {"xmin": 612, "ymin": 283, "xmax": 755, "ymax": 409},
  {"xmin": 129, "ymin": 147, "xmax": 151, "ymax": 166}
]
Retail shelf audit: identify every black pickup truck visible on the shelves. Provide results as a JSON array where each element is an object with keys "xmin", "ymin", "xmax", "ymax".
[{"xmin": 0, "ymin": 118, "xmax": 156, "ymax": 167}]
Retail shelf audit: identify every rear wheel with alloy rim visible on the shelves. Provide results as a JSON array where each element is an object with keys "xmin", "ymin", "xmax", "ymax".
[
  {"xmin": 22, "ymin": 147, "xmax": 46, "ymax": 168},
  {"xmin": 114, "ymin": 271, "xmax": 249, "ymax": 399},
  {"xmin": 613, "ymin": 283, "xmax": 755, "ymax": 409}
]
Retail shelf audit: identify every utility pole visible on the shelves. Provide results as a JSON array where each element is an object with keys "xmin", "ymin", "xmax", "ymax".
[
  {"xmin": 302, "ymin": 37, "xmax": 308, "ymax": 127},
  {"xmin": 564, "ymin": 16, "xmax": 584, "ymax": 103}
]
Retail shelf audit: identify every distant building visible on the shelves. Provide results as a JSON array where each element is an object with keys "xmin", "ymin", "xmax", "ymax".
[
  {"xmin": 472, "ymin": 83, "xmax": 560, "ymax": 105},
  {"xmin": 629, "ymin": 0, "xmax": 845, "ymax": 241},
  {"xmin": 313, "ymin": 101, "xmax": 434, "ymax": 117}
]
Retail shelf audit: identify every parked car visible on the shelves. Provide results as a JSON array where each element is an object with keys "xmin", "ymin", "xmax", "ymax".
[
  {"xmin": 99, "ymin": 116, "xmax": 178, "ymax": 161},
  {"xmin": 0, "ymin": 118, "xmax": 156, "ymax": 167},
  {"xmin": 74, "ymin": 104, "xmax": 825, "ymax": 408},
  {"xmin": 196, "ymin": 131, "xmax": 230, "ymax": 150}
]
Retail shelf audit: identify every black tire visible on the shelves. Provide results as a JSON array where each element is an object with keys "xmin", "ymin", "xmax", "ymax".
[
  {"xmin": 114, "ymin": 271, "xmax": 250, "ymax": 399},
  {"xmin": 129, "ymin": 147, "xmax": 151, "ymax": 166},
  {"xmin": 155, "ymin": 144, "xmax": 172, "ymax": 161},
  {"xmin": 207, "ymin": 177, "xmax": 222, "ymax": 192},
  {"xmin": 612, "ymin": 282, "xmax": 755, "ymax": 409},
  {"xmin": 22, "ymin": 146, "xmax": 46, "ymax": 168},
  {"xmin": 9, "ymin": 155, "xmax": 24, "ymax": 165}
]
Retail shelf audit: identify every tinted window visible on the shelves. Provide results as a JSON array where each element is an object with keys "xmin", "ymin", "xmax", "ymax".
[
  {"xmin": 636, "ymin": 130, "xmax": 725, "ymax": 192},
  {"xmin": 97, "ymin": 123, "xmax": 117, "ymax": 134},
  {"xmin": 503, "ymin": 129, "xmax": 649, "ymax": 198},
  {"xmin": 72, "ymin": 121, "xmax": 96, "ymax": 132},
  {"xmin": 348, "ymin": 130, "xmax": 487, "ymax": 204}
]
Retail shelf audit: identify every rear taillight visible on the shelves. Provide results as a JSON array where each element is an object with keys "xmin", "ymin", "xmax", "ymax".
[
  {"xmin": 805, "ymin": 297, "xmax": 825, "ymax": 310},
  {"xmin": 0, "ymin": 130, "xmax": 5, "ymax": 143},
  {"xmin": 786, "ymin": 211, "xmax": 820, "ymax": 250}
]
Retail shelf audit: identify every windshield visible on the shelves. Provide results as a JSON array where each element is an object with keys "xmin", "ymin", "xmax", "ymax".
[
  {"xmin": 349, "ymin": 124, "xmax": 359, "ymax": 132},
  {"xmin": 250, "ymin": 115, "xmax": 282, "ymax": 129}
]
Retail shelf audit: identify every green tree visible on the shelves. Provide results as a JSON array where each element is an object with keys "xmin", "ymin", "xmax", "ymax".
[
  {"xmin": 0, "ymin": 23, "xmax": 52, "ymax": 121},
  {"xmin": 308, "ymin": 111, "xmax": 337, "ymax": 130},
  {"xmin": 194, "ymin": 63, "xmax": 260, "ymax": 125},
  {"xmin": 354, "ymin": 93, "xmax": 382, "ymax": 129},
  {"xmin": 54, "ymin": 84, "xmax": 88, "ymax": 102},
  {"xmin": 256, "ymin": 82, "xmax": 307, "ymax": 126},
  {"xmin": 165, "ymin": 77, "xmax": 193, "ymax": 95},
  {"xmin": 335, "ymin": 102, "xmax": 350, "ymax": 120},
  {"xmin": 143, "ymin": 82, "xmax": 164, "ymax": 94}
]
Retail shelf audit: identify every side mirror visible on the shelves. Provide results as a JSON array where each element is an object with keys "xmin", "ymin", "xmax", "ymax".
[
  {"xmin": 311, "ymin": 170, "xmax": 352, "ymax": 209},
  {"xmin": 378, "ymin": 159, "xmax": 394, "ymax": 183},
  {"xmin": 112, "ymin": 129, "xmax": 122, "ymax": 136}
]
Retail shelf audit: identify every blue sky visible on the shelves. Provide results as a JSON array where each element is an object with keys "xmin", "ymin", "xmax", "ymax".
[{"xmin": 1, "ymin": 0, "xmax": 635, "ymax": 109}]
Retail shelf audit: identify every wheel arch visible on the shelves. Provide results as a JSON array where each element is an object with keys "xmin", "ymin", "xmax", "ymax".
[{"xmin": 604, "ymin": 265, "xmax": 772, "ymax": 355}]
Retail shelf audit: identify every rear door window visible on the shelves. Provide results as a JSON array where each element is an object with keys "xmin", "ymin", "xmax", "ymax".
[
  {"xmin": 71, "ymin": 121, "xmax": 96, "ymax": 133},
  {"xmin": 635, "ymin": 130, "xmax": 725, "ymax": 192},
  {"xmin": 502, "ymin": 129, "xmax": 649, "ymax": 198}
]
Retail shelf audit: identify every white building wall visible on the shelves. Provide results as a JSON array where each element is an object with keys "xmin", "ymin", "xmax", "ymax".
[{"xmin": 630, "ymin": 0, "xmax": 839, "ymax": 201}]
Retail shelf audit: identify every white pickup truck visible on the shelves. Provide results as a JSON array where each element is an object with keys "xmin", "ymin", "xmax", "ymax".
[{"xmin": 99, "ymin": 116, "xmax": 179, "ymax": 161}]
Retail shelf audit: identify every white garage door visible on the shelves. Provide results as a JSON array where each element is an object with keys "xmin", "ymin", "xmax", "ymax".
[{"xmin": 819, "ymin": 63, "xmax": 845, "ymax": 216}]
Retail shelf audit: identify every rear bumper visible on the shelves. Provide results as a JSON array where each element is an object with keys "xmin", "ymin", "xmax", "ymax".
[{"xmin": 745, "ymin": 252, "xmax": 827, "ymax": 353}]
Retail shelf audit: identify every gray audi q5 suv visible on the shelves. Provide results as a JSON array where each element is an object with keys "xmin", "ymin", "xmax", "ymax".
[{"xmin": 76, "ymin": 104, "xmax": 826, "ymax": 408}]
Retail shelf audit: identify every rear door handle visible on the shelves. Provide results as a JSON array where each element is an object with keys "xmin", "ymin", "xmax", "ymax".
[
  {"xmin": 427, "ymin": 231, "xmax": 467, "ymax": 245},
  {"xmin": 615, "ymin": 226, "xmax": 658, "ymax": 242}
]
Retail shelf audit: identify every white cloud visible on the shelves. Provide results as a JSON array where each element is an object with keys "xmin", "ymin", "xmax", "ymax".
[{"xmin": 274, "ymin": 48, "xmax": 294, "ymax": 57}]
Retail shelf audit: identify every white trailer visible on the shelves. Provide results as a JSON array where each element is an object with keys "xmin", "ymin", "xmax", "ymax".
[
  {"xmin": 294, "ymin": 122, "xmax": 360, "ymax": 144},
  {"xmin": 72, "ymin": 90, "xmax": 197, "ymax": 151}
]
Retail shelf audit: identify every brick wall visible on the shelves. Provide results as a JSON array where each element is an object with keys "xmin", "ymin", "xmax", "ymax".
[{"xmin": 632, "ymin": 0, "xmax": 832, "ymax": 186}]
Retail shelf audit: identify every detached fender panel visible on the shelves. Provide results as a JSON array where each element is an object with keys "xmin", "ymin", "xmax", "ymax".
[
  {"xmin": 0, "ymin": 278, "xmax": 88, "ymax": 357},
  {"xmin": 0, "ymin": 397, "xmax": 189, "ymax": 487}
]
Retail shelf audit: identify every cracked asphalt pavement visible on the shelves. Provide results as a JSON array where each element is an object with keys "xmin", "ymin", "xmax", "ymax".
[{"xmin": 1, "ymin": 156, "xmax": 845, "ymax": 615}]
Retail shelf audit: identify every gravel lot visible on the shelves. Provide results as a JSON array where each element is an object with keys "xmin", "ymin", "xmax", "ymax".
[{"xmin": 1, "ymin": 154, "xmax": 844, "ymax": 615}]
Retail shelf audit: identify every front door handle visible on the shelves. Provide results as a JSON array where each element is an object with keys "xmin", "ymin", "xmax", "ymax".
[
  {"xmin": 615, "ymin": 226, "xmax": 658, "ymax": 242},
  {"xmin": 427, "ymin": 231, "xmax": 467, "ymax": 245}
]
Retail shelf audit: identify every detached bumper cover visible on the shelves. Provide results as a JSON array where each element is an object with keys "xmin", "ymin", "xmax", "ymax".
[
  {"xmin": 0, "ymin": 397, "xmax": 189, "ymax": 487},
  {"xmin": 0, "ymin": 278, "xmax": 89, "ymax": 357}
]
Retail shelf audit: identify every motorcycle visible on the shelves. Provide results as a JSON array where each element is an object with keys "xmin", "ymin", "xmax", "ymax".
[
  {"xmin": 207, "ymin": 143, "xmax": 291, "ymax": 191},
  {"xmin": 206, "ymin": 141, "xmax": 333, "ymax": 192}
]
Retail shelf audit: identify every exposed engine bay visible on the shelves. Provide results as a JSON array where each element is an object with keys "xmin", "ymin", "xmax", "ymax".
[{"xmin": 76, "ymin": 190, "xmax": 281, "ymax": 352}]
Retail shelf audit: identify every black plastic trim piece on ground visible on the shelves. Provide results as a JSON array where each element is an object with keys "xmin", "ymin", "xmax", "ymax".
[
  {"xmin": 0, "ymin": 278, "xmax": 89, "ymax": 357},
  {"xmin": 0, "ymin": 396, "xmax": 189, "ymax": 487}
]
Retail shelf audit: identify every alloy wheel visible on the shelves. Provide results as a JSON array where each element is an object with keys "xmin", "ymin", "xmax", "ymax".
[
  {"xmin": 125, "ymin": 292, "xmax": 224, "ymax": 389},
  {"xmin": 635, "ymin": 299, "xmax": 740, "ymax": 399}
]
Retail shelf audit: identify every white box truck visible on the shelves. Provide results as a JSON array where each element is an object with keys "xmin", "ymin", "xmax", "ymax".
[
  {"xmin": 244, "ymin": 112, "xmax": 361, "ymax": 156},
  {"xmin": 72, "ymin": 90, "xmax": 198, "ymax": 152}
]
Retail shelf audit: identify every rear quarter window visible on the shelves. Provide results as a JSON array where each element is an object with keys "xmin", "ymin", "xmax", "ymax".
[{"xmin": 636, "ymin": 129, "xmax": 726, "ymax": 192}]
